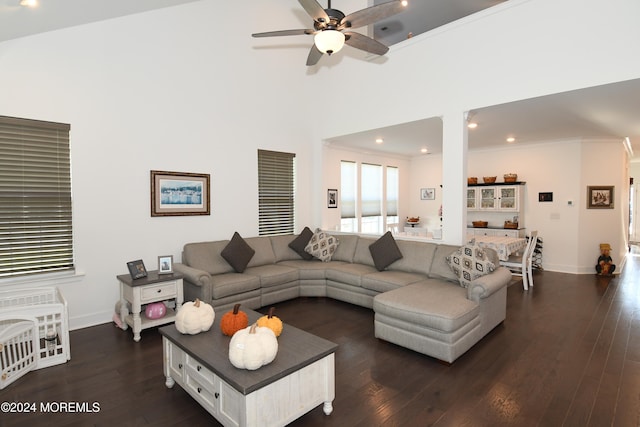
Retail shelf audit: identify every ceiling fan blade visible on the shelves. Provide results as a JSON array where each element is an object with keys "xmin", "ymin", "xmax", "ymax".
[
  {"xmin": 340, "ymin": 0, "xmax": 406, "ymax": 29},
  {"xmin": 252, "ymin": 29, "xmax": 314, "ymax": 38},
  {"xmin": 306, "ymin": 44, "xmax": 324, "ymax": 66},
  {"xmin": 299, "ymin": 0, "xmax": 330, "ymax": 23},
  {"xmin": 344, "ymin": 32, "xmax": 389, "ymax": 56}
]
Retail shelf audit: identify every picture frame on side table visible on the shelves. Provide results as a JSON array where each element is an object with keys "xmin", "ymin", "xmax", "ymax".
[
  {"xmin": 158, "ymin": 255, "xmax": 173, "ymax": 274},
  {"xmin": 587, "ymin": 186, "xmax": 614, "ymax": 209},
  {"xmin": 421, "ymin": 188, "xmax": 436, "ymax": 200},
  {"xmin": 327, "ymin": 189, "xmax": 338, "ymax": 208},
  {"xmin": 151, "ymin": 170, "xmax": 210, "ymax": 216},
  {"xmin": 127, "ymin": 259, "xmax": 148, "ymax": 280}
]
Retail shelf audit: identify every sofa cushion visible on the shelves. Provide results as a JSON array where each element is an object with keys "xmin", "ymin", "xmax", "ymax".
[
  {"xmin": 428, "ymin": 244, "xmax": 460, "ymax": 283},
  {"xmin": 331, "ymin": 233, "xmax": 359, "ymax": 263},
  {"xmin": 362, "ymin": 270, "xmax": 425, "ymax": 293},
  {"xmin": 389, "ymin": 240, "xmax": 437, "ymax": 276},
  {"xmin": 369, "ymin": 231, "xmax": 403, "ymax": 271},
  {"xmin": 353, "ymin": 237, "xmax": 376, "ymax": 267},
  {"xmin": 325, "ymin": 263, "xmax": 378, "ymax": 287},
  {"xmin": 446, "ymin": 241, "xmax": 496, "ymax": 288},
  {"xmin": 288, "ymin": 227, "xmax": 314, "ymax": 260},
  {"xmin": 183, "ymin": 240, "xmax": 233, "ymax": 275},
  {"xmin": 305, "ymin": 229, "xmax": 339, "ymax": 262},
  {"xmin": 278, "ymin": 259, "xmax": 346, "ymax": 280},
  {"xmin": 373, "ymin": 280, "xmax": 479, "ymax": 333},
  {"xmin": 245, "ymin": 236, "xmax": 276, "ymax": 267},
  {"xmin": 221, "ymin": 232, "xmax": 255, "ymax": 273},
  {"xmin": 244, "ymin": 264, "xmax": 298, "ymax": 287},
  {"xmin": 210, "ymin": 272, "xmax": 261, "ymax": 299}
]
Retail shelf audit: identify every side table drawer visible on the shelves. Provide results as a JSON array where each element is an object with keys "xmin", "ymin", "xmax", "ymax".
[{"xmin": 141, "ymin": 282, "xmax": 177, "ymax": 302}]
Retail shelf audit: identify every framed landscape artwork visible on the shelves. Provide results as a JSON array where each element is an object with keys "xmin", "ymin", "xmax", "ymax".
[
  {"xmin": 151, "ymin": 170, "xmax": 210, "ymax": 216},
  {"xmin": 587, "ymin": 185, "xmax": 614, "ymax": 209}
]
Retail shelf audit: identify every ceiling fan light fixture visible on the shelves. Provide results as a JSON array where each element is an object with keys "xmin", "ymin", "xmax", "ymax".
[
  {"xmin": 20, "ymin": 0, "xmax": 38, "ymax": 7},
  {"xmin": 314, "ymin": 30, "xmax": 345, "ymax": 55}
]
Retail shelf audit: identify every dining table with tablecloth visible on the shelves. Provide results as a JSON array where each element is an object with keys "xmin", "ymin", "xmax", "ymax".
[{"xmin": 469, "ymin": 234, "xmax": 528, "ymax": 261}]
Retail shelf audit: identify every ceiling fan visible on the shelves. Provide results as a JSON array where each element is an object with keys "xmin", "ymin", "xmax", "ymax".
[{"xmin": 252, "ymin": 0, "xmax": 408, "ymax": 66}]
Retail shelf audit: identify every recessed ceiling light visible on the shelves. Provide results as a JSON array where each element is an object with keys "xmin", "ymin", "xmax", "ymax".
[
  {"xmin": 506, "ymin": 137, "xmax": 516, "ymax": 143},
  {"xmin": 467, "ymin": 122, "xmax": 478, "ymax": 129},
  {"xmin": 401, "ymin": 1, "xmax": 409, "ymax": 6},
  {"xmin": 375, "ymin": 138, "xmax": 384, "ymax": 144},
  {"xmin": 20, "ymin": 0, "xmax": 38, "ymax": 7},
  {"xmin": 421, "ymin": 148, "xmax": 428, "ymax": 153}
]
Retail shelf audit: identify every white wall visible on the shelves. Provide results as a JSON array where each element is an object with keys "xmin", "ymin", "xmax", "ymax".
[
  {"xmin": 0, "ymin": 0, "xmax": 638, "ymax": 328},
  {"xmin": 0, "ymin": 1, "xmax": 319, "ymax": 329}
]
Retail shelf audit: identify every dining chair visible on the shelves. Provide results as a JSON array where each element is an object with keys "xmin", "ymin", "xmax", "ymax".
[{"xmin": 500, "ymin": 231, "xmax": 538, "ymax": 290}]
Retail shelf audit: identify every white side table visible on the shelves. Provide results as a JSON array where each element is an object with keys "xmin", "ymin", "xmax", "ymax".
[{"xmin": 117, "ymin": 271, "xmax": 184, "ymax": 342}]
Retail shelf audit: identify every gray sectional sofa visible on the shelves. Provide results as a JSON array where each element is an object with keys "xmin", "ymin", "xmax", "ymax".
[{"xmin": 173, "ymin": 232, "xmax": 511, "ymax": 363}]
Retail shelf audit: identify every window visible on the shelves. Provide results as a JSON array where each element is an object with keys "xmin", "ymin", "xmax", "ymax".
[
  {"xmin": 257, "ymin": 149, "xmax": 296, "ymax": 236},
  {"xmin": 340, "ymin": 161, "xmax": 398, "ymax": 234},
  {"xmin": 386, "ymin": 166, "xmax": 399, "ymax": 227},
  {"xmin": 0, "ymin": 116, "xmax": 73, "ymax": 278},
  {"xmin": 340, "ymin": 161, "xmax": 357, "ymax": 232}
]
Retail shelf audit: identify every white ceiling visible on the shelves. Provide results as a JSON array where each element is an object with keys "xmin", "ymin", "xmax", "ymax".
[
  {"xmin": 326, "ymin": 78, "xmax": 640, "ymax": 158},
  {"xmin": 1, "ymin": 0, "xmax": 638, "ymax": 159}
]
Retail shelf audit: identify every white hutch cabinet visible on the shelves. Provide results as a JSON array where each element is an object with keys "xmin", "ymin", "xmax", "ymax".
[{"xmin": 467, "ymin": 182, "xmax": 526, "ymax": 237}]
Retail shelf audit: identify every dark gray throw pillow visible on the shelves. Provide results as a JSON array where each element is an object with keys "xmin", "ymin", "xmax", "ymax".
[
  {"xmin": 288, "ymin": 226, "xmax": 314, "ymax": 260},
  {"xmin": 369, "ymin": 231, "xmax": 403, "ymax": 271},
  {"xmin": 221, "ymin": 232, "xmax": 255, "ymax": 273}
]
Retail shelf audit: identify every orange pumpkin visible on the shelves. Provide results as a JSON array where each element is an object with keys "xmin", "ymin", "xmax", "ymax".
[
  {"xmin": 256, "ymin": 307, "xmax": 283, "ymax": 337},
  {"xmin": 220, "ymin": 303, "xmax": 249, "ymax": 336}
]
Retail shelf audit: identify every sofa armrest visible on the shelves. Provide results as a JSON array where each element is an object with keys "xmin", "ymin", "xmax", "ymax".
[
  {"xmin": 467, "ymin": 266, "xmax": 512, "ymax": 302},
  {"xmin": 174, "ymin": 263, "xmax": 212, "ymax": 288}
]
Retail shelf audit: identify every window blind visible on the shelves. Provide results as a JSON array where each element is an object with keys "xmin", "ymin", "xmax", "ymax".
[
  {"xmin": 258, "ymin": 149, "xmax": 295, "ymax": 236},
  {"xmin": 361, "ymin": 163, "xmax": 382, "ymax": 217},
  {"xmin": 0, "ymin": 116, "xmax": 74, "ymax": 278},
  {"xmin": 340, "ymin": 161, "xmax": 356, "ymax": 218},
  {"xmin": 386, "ymin": 166, "xmax": 398, "ymax": 216}
]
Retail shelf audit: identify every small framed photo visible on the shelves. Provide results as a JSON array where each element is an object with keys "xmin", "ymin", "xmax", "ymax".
[
  {"xmin": 158, "ymin": 255, "xmax": 173, "ymax": 274},
  {"xmin": 420, "ymin": 188, "xmax": 436, "ymax": 200},
  {"xmin": 327, "ymin": 189, "xmax": 338, "ymax": 208},
  {"xmin": 151, "ymin": 170, "xmax": 210, "ymax": 217},
  {"xmin": 587, "ymin": 186, "xmax": 614, "ymax": 209},
  {"xmin": 127, "ymin": 259, "xmax": 148, "ymax": 280}
]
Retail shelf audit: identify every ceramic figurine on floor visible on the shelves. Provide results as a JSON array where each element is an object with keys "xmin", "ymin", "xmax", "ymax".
[{"xmin": 596, "ymin": 243, "xmax": 616, "ymax": 276}]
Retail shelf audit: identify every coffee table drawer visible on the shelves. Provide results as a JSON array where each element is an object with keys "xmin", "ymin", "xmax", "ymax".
[
  {"xmin": 185, "ymin": 374, "xmax": 217, "ymax": 410},
  {"xmin": 140, "ymin": 282, "xmax": 177, "ymax": 302},
  {"xmin": 186, "ymin": 355, "xmax": 215, "ymax": 387}
]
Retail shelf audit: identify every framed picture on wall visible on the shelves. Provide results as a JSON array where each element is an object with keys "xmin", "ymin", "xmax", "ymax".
[
  {"xmin": 327, "ymin": 189, "xmax": 338, "ymax": 208},
  {"xmin": 420, "ymin": 188, "xmax": 436, "ymax": 200},
  {"xmin": 151, "ymin": 170, "xmax": 210, "ymax": 216},
  {"xmin": 587, "ymin": 185, "xmax": 614, "ymax": 209}
]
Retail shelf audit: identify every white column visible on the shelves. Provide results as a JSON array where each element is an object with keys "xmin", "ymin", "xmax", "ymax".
[{"xmin": 441, "ymin": 111, "xmax": 468, "ymax": 245}]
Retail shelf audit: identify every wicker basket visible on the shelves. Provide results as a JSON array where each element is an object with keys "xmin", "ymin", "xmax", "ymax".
[
  {"xmin": 504, "ymin": 173, "xmax": 518, "ymax": 183},
  {"xmin": 472, "ymin": 221, "xmax": 488, "ymax": 228},
  {"xmin": 504, "ymin": 221, "xmax": 518, "ymax": 229},
  {"xmin": 483, "ymin": 176, "xmax": 497, "ymax": 184},
  {"xmin": 468, "ymin": 177, "xmax": 478, "ymax": 185}
]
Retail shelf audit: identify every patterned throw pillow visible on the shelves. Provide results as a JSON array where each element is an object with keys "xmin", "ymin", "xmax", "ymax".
[
  {"xmin": 304, "ymin": 228, "xmax": 339, "ymax": 262},
  {"xmin": 446, "ymin": 239, "xmax": 495, "ymax": 288}
]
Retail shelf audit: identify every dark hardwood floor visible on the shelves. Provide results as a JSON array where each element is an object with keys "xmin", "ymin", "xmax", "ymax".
[{"xmin": 2, "ymin": 254, "xmax": 640, "ymax": 427}]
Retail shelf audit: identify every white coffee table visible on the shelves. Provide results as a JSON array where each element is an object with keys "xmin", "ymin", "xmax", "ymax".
[{"xmin": 159, "ymin": 309, "xmax": 337, "ymax": 427}]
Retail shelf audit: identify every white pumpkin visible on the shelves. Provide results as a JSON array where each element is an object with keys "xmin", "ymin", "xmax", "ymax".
[
  {"xmin": 228, "ymin": 323, "xmax": 278, "ymax": 370},
  {"xmin": 175, "ymin": 299, "xmax": 215, "ymax": 335}
]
